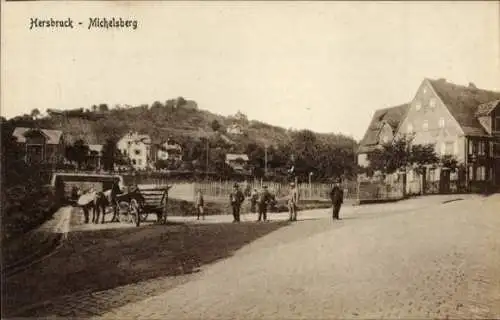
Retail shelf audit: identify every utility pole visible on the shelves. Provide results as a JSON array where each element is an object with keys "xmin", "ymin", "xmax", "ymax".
[
  {"xmin": 205, "ymin": 138, "xmax": 209, "ymax": 179},
  {"xmin": 264, "ymin": 144, "xmax": 268, "ymax": 177}
]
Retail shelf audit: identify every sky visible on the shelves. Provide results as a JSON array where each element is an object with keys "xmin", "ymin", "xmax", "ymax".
[{"xmin": 1, "ymin": 1, "xmax": 499, "ymax": 141}]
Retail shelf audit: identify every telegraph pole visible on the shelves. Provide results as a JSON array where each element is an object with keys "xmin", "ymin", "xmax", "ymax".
[
  {"xmin": 264, "ymin": 144, "xmax": 268, "ymax": 177},
  {"xmin": 205, "ymin": 138, "xmax": 209, "ymax": 179}
]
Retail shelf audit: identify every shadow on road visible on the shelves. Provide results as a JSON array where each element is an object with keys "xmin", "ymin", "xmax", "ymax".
[{"xmin": 3, "ymin": 221, "xmax": 289, "ymax": 318}]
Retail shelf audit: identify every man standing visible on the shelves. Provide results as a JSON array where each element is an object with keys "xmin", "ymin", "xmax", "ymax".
[
  {"xmin": 330, "ymin": 179, "xmax": 344, "ymax": 220},
  {"xmin": 250, "ymin": 188, "xmax": 258, "ymax": 213},
  {"xmin": 257, "ymin": 186, "xmax": 271, "ymax": 222},
  {"xmin": 288, "ymin": 182, "xmax": 299, "ymax": 221},
  {"xmin": 196, "ymin": 189, "xmax": 205, "ymax": 220},
  {"xmin": 229, "ymin": 183, "xmax": 245, "ymax": 222}
]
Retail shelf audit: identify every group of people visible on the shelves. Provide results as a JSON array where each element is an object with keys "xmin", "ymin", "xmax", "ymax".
[{"xmin": 193, "ymin": 178, "xmax": 345, "ymax": 223}]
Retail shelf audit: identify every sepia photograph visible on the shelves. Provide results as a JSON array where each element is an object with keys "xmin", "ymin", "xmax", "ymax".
[{"xmin": 1, "ymin": 1, "xmax": 499, "ymax": 319}]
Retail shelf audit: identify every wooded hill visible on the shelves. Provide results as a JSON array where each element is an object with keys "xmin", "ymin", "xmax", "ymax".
[{"xmin": 4, "ymin": 97, "xmax": 358, "ymax": 180}]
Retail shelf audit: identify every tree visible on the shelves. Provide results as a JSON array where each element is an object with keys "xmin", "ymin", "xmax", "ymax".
[
  {"xmin": 211, "ymin": 119, "xmax": 221, "ymax": 132},
  {"xmin": 367, "ymin": 135, "xmax": 440, "ymax": 195},
  {"xmin": 101, "ymin": 138, "xmax": 119, "ymax": 172},
  {"xmin": 30, "ymin": 108, "xmax": 41, "ymax": 119},
  {"xmin": 98, "ymin": 104, "xmax": 109, "ymax": 112},
  {"xmin": 91, "ymin": 105, "xmax": 98, "ymax": 112},
  {"xmin": 65, "ymin": 139, "xmax": 90, "ymax": 170}
]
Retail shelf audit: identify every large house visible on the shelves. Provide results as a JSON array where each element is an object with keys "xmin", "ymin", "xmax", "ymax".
[
  {"xmin": 12, "ymin": 127, "xmax": 65, "ymax": 164},
  {"xmin": 358, "ymin": 78, "xmax": 500, "ymax": 193},
  {"xmin": 117, "ymin": 132, "xmax": 152, "ymax": 170}
]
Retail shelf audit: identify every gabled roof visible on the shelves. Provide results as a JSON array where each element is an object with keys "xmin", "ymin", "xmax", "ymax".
[
  {"xmin": 120, "ymin": 132, "xmax": 151, "ymax": 144},
  {"xmin": 428, "ymin": 79, "xmax": 500, "ymax": 136},
  {"xmin": 358, "ymin": 104, "xmax": 409, "ymax": 153},
  {"xmin": 475, "ymin": 100, "xmax": 500, "ymax": 117},
  {"xmin": 225, "ymin": 153, "xmax": 249, "ymax": 161},
  {"xmin": 12, "ymin": 127, "xmax": 63, "ymax": 145}
]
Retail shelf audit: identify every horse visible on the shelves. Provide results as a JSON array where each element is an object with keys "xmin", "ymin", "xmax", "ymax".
[{"xmin": 77, "ymin": 181, "xmax": 122, "ymax": 224}]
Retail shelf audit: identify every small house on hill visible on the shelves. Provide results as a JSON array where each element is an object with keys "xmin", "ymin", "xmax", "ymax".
[{"xmin": 225, "ymin": 153, "xmax": 249, "ymax": 172}]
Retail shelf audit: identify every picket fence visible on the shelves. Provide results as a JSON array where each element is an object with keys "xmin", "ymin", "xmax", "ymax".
[{"xmin": 194, "ymin": 180, "xmax": 358, "ymax": 202}]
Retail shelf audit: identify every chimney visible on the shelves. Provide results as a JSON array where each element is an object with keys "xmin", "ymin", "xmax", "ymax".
[{"xmin": 468, "ymin": 82, "xmax": 477, "ymax": 89}]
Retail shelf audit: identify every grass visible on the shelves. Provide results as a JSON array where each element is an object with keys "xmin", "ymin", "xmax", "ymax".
[
  {"xmin": 3, "ymin": 220, "xmax": 288, "ymax": 317},
  {"xmin": 167, "ymin": 198, "xmax": 332, "ymax": 216}
]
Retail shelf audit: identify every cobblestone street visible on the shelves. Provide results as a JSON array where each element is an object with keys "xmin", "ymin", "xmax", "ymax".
[
  {"xmin": 95, "ymin": 194, "xmax": 499, "ymax": 320},
  {"xmin": 14, "ymin": 194, "xmax": 497, "ymax": 319}
]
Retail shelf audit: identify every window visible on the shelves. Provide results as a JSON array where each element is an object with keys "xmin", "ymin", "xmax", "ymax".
[
  {"xmin": 494, "ymin": 142, "xmax": 500, "ymax": 157},
  {"xmin": 438, "ymin": 118, "xmax": 445, "ymax": 128},
  {"xmin": 444, "ymin": 142, "xmax": 454, "ymax": 155},
  {"xmin": 468, "ymin": 166, "xmax": 474, "ymax": 180},
  {"xmin": 138, "ymin": 159, "xmax": 142, "ymax": 166},
  {"xmin": 135, "ymin": 149, "xmax": 141, "ymax": 155},
  {"xmin": 476, "ymin": 166, "xmax": 486, "ymax": 181},
  {"xmin": 468, "ymin": 140, "xmax": 475, "ymax": 155},
  {"xmin": 429, "ymin": 98, "xmax": 436, "ymax": 108},
  {"xmin": 478, "ymin": 141, "xmax": 486, "ymax": 156},
  {"xmin": 415, "ymin": 102, "xmax": 421, "ymax": 111},
  {"xmin": 422, "ymin": 120, "xmax": 429, "ymax": 131},
  {"xmin": 495, "ymin": 117, "xmax": 500, "ymax": 131},
  {"xmin": 440, "ymin": 142, "xmax": 446, "ymax": 155},
  {"xmin": 453, "ymin": 141, "xmax": 459, "ymax": 155},
  {"xmin": 407, "ymin": 123, "xmax": 413, "ymax": 133}
]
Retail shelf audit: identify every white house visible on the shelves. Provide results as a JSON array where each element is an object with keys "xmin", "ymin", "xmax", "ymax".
[
  {"xmin": 156, "ymin": 139, "xmax": 183, "ymax": 162},
  {"xmin": 117, "ymin": 132, "xmax": 152, "ymax": 170},
  {"xmin": 225, "ymin": 153, "xmax": 249, "ymax": 172},
  {"xmin": 227, "ymin": 123, "xmax": 244, "ymax": 135}
]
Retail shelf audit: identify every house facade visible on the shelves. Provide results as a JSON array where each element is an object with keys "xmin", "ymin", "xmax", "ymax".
[
  {"xmin": 117, "ymin": 132, "xmax": 152, "ymax": 170},
  {"xmin": 227, "ymin": 123, "xmax": 244, "ymax": 135},
  {"xmin": 88, "ymin": 144, "xmax": 103, "ymax": 169},
  {"xmin": 358, "ymin": 78, "xmax": 500, "ymax": 194},
  {"xmin": 155, "ymin": 139, "xmax": 183, "ymax": 162},
  {"xmin": 12, "ymin": 127, "xmax": 65, "ymax": 165},
  {"xmin": 225, "ymin": 153, "xmax": 249, "ymax": 172},
  {"xmin": 357, "ymin": 104, "xmax": 409, "ymax": 169}
]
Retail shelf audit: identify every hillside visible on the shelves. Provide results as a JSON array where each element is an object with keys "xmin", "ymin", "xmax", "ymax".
[
  {"xmin": 12, "ymin": 98, "xmax": 355, "ymax": 149},
  {"xmin": 4, "ymin": 98, "xmax": 359, "ymax": 179}
]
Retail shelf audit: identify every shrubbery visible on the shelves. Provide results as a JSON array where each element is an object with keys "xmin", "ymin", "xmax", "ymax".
[{"xmin": 1, "ymin": 121, "xmax": 60, "ymax": 243}]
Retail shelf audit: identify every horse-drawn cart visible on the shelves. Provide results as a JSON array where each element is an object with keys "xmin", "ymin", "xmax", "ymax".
[{"xmin": 116, "ymin": 185, "xmax": 172, "ymax": 227}]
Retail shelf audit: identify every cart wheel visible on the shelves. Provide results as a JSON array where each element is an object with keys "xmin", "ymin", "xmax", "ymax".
[
  {"xmin": 118, "ymin": 202, "xmax": 130, "ymax": 223},
  {"xmin": 130, "ymin": 199, "xmax": 140, "ymax": 227}
]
